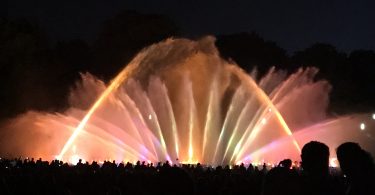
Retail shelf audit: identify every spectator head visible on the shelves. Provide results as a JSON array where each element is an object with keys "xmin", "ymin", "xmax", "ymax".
[
  {"xmin": 336, "ymin": 142, "xmax": 375, "ymax": 178},
  {"xmin": 278, "ymin": 159, "xmax": 292, "ymax": 169},
  {"xmin": 301, "ymin": 141, "xmax": 330, "ymax": 176}
]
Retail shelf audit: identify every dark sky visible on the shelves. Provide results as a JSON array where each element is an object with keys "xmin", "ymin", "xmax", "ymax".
[{"xmin": 5, "ymin": 0, "xmax": 375, "ymax": 53}]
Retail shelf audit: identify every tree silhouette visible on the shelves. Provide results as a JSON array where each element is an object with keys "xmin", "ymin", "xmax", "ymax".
[
  {"xmin": 344, "ymin": 50, "xmax": 375, "ymax": 112},
  {"xmin": 0, "ymin": 11, "xmax": 180, "ymax": 118},
  {"xmin": 47, "ymin": 39, "xmax": 91, "ymax": 110},
  {"xmin": 216, "ymin": 32, "xmax": 288, "ymax": 76},
  {"xmin": 290, "ymin": 43, "xmax": 349, "ymax": 113},
  {"xmin": 0, "ymin": 17, "xmax": 50, "ymax": 117},
  {"xmin": 91, "ymin": 10, "xmax": 180, "ymax": 80},
  {"xmin": 0, "ymin": 12, "xmax": 374, "ymax": 119}
]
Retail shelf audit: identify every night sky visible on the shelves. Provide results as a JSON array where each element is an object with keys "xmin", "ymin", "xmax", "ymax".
[{"xmin": 6, "ymin": 0, "xmax": 375, "ymax": 53}]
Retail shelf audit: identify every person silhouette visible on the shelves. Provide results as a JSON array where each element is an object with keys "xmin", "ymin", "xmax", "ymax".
[
  {"xmin": 336, "ymin": 142, "xmax": 375, "ymax": 195},
  {"xmin": 262, "ymin": 159, "xmax": 299, "ymax": 195},
  {"xmin": 300, "ymin": 141, "xmax": 341, "ymax": 195},
  {"xmin": 157, "ymin": 166, "xmax": 194, "ymax": 195}
]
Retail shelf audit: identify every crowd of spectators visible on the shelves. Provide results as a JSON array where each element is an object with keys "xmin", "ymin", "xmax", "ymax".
[{"xmin": 0, "ymin": 141, "xmax": 374, "ymax": 195}]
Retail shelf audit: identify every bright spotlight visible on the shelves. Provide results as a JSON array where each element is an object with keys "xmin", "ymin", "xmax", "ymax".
[
  {"xmin": 360, "ymin": 123, "xmax": 366, "ymax": 131},
  {"xmin": 330, "ymin": 157, "xmax": 338, "ymax": 167},
  {"xmin": 372, "ymin": 113, "xmax": 375, "ymax": 120},
  {"xmin": 148, "ymin": 114, "xmax": 152, "ymax": 120},
  {"xmin": 69, "ymin": 154, "xmax": 85, "ymax": 165}
]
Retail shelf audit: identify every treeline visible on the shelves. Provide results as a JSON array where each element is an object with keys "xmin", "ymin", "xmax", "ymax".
[
  {"xmin": 216, "ymin": 33, "xmax": 375, "ymax": 114},
  {"xmin": 0, "ymin": 10, "xmax": 374, "ymax": 118}
]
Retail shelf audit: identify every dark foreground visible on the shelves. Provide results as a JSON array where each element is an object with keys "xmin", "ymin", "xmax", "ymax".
[
  {"xmin": 1, "ymin": 141, "xmax": 375, "ymax": 195},
  {"xmin": 0, "ymin": 158, "xmax": 344, "ymax": 195}
]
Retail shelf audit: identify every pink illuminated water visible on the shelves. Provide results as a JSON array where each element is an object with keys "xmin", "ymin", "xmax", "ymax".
[{"xmin": 0, "ymin": 37, "xmax": 374, "ymax": 165}]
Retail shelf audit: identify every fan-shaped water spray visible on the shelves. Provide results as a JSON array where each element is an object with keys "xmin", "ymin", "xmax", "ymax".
[{"xmin": 0, "ymin": 37, "xmax": 374, "ymax": 165}]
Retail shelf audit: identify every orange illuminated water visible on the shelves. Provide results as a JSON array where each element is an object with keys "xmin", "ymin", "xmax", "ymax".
[
  {"xmin": 2, "ymin": 37, "xmax": 374, "ymax": 165},
  {"xmin": 57, "ymin": 37, "xmax": 306, "ymax": 164}
]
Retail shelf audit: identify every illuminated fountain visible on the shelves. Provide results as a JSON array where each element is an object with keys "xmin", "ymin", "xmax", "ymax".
[{"xmin": 0, "ymin": 36, "xmax": 374, "ymax": 165}]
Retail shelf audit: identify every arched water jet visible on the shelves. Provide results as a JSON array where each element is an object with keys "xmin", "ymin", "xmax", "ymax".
[
  {"xmin": 58, "ymin": 36, "xmax": 301, "ymax": 164},
  {"xmin": 239, "ymin": 114, "xmax": 375, "ymax": 164},
  {"xmin": 1, "ymin": 36, "xmax": 373, "ymax": 166}
]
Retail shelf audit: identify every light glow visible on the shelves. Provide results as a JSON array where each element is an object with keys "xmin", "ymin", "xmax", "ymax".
[
  {"xmin": 261, "ymin": 118, "xmax": 267, "ymax": 125},
  {"xmin": 330, "ymin": 157, "xmax": 338, "ymax": 167},
  {"xmin": 69, "ymin": 154, "xmax": 85, "ymax": 165},
  {"xmin": 360, "ymin": 123, "xmax": 366, "ymax": 130}
]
